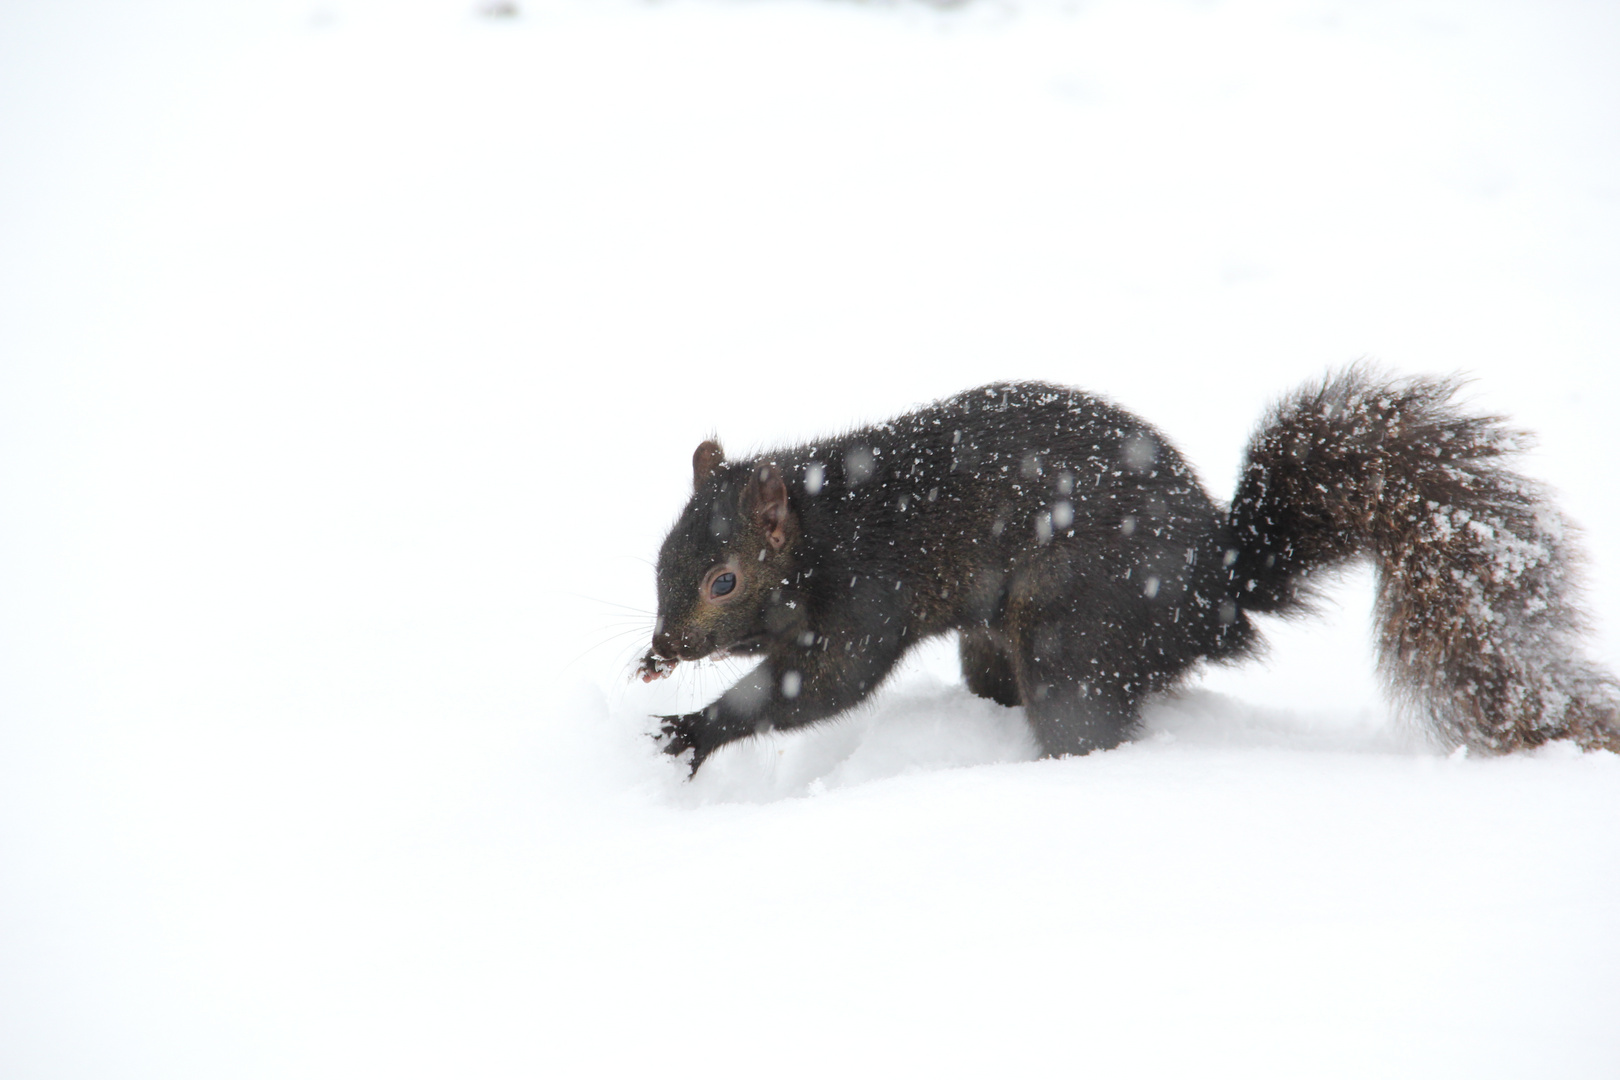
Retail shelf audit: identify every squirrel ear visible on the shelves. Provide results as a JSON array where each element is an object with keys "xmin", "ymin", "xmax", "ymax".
[
  {"xmin": 741, "ymin": 461, "xmax": 793, "ymax": 550},
  {"xmin": 692, "ymin": 439, "xmax": 725, "ymax": 490}
]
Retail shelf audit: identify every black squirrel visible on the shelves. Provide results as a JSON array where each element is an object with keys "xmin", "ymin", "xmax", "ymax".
[{"xmin": 641, "ymin": 369, "xmax": 1620, "ymax": 774}]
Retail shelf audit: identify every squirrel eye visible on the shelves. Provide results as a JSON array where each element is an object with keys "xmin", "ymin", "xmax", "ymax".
[{"xmin": 710, "ymin": 572, "xmax": 737, "ymax": 598}]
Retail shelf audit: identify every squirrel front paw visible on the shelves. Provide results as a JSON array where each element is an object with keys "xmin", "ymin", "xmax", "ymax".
[
  {"xmin": 638, "ymin": 652, "xmax": 678, "ymax": 683},
  {"xmin": 654, "ymin": 713, "xmax": 712, "ymax": 776}
]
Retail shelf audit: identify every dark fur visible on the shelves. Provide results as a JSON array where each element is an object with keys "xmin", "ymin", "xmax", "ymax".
[{"xmin": 645, "ymin": 371, "xmax": 1620, "ymax": 773}]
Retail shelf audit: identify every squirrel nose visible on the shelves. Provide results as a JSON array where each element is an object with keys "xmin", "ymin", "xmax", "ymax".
[
  {"xmin": 653, "ymin": 624, "xmax": 715, "ymax": 661},
  {"xmin": 651, "ymin": 629, "xmax": 677, "ymax": 659}
]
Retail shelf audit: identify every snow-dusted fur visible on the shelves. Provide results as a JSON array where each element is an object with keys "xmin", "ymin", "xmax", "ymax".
[
  {"xmin": 1232, "ymin": 369, "xmax": 1620, "ymax": 753},
  {"xmin": 649, "ymin": 368, "xmax": 1619, "ymax": 771}
]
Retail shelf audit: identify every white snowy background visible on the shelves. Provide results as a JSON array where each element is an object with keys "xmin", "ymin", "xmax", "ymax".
[{"xmin": 3, "ymin": 0, "xmax": 1618, "ymax": 1076}]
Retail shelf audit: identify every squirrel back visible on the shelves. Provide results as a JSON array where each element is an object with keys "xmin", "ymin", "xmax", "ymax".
[{"xmin": 644, "ymin": 372, "xmax": 1620, "ymax": 772}]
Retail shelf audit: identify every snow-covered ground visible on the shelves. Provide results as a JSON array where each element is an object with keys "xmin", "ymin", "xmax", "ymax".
[{"xmin": 3, "ymin": 1, "xmax": 1619, "ymax": 1076}]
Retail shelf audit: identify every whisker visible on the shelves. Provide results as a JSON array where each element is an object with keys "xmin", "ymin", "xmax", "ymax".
[
  {"xmin": 565, "ymin": 591, "xmax": 655, "ymax": 617},
  {"xmin": 570, "ymin": 624, "xmax": 654, "ymax": 666}
]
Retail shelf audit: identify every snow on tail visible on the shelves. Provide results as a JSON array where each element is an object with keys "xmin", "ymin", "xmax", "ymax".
[{"xmin": 1229, "ymin": 366, "xmax": 1620, "ymax": 753}]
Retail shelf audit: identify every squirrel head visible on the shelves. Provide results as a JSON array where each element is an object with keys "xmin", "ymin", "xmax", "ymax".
[{"xmin": 649, "ymin": 439, "xmax": 801, "ymax": 663}]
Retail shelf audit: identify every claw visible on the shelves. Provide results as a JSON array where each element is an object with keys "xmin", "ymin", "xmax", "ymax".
[
  {"xmin": 652, "ymin": 714, "xmax": 707, "ymax": 777},
  {"xmin": 652, "ymin": 715, "xmax": 689, "ymax": 754}
]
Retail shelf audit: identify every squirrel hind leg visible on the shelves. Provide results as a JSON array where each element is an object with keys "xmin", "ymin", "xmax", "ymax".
[
  {"xmin": 959, "ymin": 628, "xmax": 1022, "ymax": 707},
  {"xmin": 1009, "ymin": 623, "xmax": 1141, "ymax": 757}
]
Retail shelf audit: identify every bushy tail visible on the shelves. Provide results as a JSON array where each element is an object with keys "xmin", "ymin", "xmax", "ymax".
[{"xmin": 1228, "ymin": 366, "xmax": 1620, "ymax": 754}]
